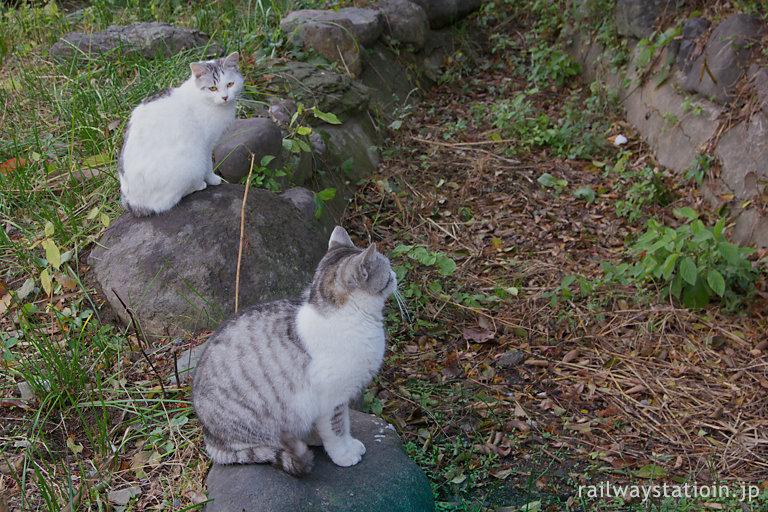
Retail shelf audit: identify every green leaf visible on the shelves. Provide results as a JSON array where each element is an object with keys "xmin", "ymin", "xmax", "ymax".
[
  {"xmin": 682, "ymin": 278, "xmax": 710, "ymax": 308},
  {"xmin": 44, "ymin": 221, "xmax": 55, "ymax": 237},
  {"xmin": 661, "ymin": 253, "xmax": 679, "ymax": 280},
  {"xmin": 315, "ymin": 188, "xmax": 336, "ymax": 201},
  {"xmin": 16, "ymin": 278, "xmax": 35, "ymax": 300},
  {"xmin": 436, "ymin": 256, "xmax": 457, "ymax": 276},
  {"xmin": 82, "ymin": 153, "xmax": 112, "ymax": 169},
  {"xmin": 717, "ymin": 242, "xmax": 739, "ymax": 266},
  {"xmin": 519, "ymin": 501, "xmax": 542, "ymax": 512},
  {"xmin": 169, "ymin": 415, "xmax": 189, "ymax": 427},
  {"xmin": 537, "ymin": 172, "xmax": 567, "ymax": 192},
  {"xmin": 634, "ymin": 464, "xmax": 667, "ymax": 479},
  {"xmin": 260, "ymin": 155, "xmax": 276, "ymax": 167},
  {"xmin": 573, "ymin": 186, "xmax": 595, "ymax": 203},
  {"xmin": 713, "ymin": 218, "xmax": 726, "ymax": 239},
  {"xmin": 40, "ymin": 268, "xmax": 52, "ymax": 296},
  {"xmin": 296, "ymin": 125, "xmax": 312, "ymax": 136},
  {"xmin": 679, "ymin": 257, "xmax": 697, "ymax": 285},
  {"xmin": 311, "ymin": 107, "xmax": 341, "ymax": 124},
  {"xmin": 707, "ymin": 269, "xmax": 725, "ymax": 297},
  {"xmin": 674, "ymin": 207, "xmax": 698, "ymax": 221},
  {"xmin": 42, "ymin": 239, "xmax": 61, "ymax": 271},
  {"xmin": 388, "ymin": 119, "xmax": 403, "ymax": 130}
]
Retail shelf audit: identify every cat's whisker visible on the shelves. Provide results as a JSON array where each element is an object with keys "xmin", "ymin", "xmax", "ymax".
[{"xmin": 393, "ymin": 289, "xmax": 412, "ymax": 326}]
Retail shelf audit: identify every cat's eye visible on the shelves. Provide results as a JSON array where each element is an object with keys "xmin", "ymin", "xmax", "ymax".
[
  {"xmin": 227, "ymin": 82, "xmax": 234, "ymax": 88},
  {"xmin": 209, "ymin": 86, "xmax": 218, "ymax": 91}
]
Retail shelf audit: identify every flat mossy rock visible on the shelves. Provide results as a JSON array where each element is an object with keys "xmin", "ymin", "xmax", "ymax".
[
  {"xmin": 260, "ymin": 61, "xmax": 371, "ymax": 124},
  {"xmin": 51, "ymin": 22, "xmax": 216, "ymax": 60},
  {"xmin": 88, "ymin": 184, "xmax": 326, "ymax": 337},
  {"xmin": 203, "ymin": 410, "xmax": 435, "ymax": 512}
]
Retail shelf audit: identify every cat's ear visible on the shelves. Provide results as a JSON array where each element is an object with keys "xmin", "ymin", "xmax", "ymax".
[
  {"xmin": 223, "ymin": 52, "xmax": 240, "ymax": 70},
  {"xmin": 328, "ymin": 226, "xmax": 354, "ymax": 250},
  {"xmin": 189, "ymin": 62, "xmax": 208, "ymax": 79},
  {"xmin": 362, "ymin": 244, "xmax": 378, "ymax": 265},
  {"xmin": 357, "ymin": 245, "xmax": 377, "ymax": 281}
]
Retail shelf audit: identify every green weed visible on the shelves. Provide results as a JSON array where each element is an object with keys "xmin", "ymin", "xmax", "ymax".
[{"xmin": 604, "ymin": 208, "xmax": 760, "ymax": 310}]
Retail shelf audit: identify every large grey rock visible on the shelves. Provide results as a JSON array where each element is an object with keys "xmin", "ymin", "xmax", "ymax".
[
  {"xmin": 613, "ymin": 0, "xmax": 678, "ymax": 40},
  {"xmin": 280, "ymin": 9, "xmax": 385, "ymax": 76},
  {"xmin": 51, "ymin": 22, "xmax": 215, "ymax": 60},
  {"xmin": 684, "ymin": 14, "xmax": 766, "ymax": 104},
  {"xmin": 359, "ymin": 42, "xmax": 419, "ymax": 110},
  {"xmin": 750, "ymin": 66, "xmax": 768, "ymax": 117},
  {"xmin": 213, "ymin": 118, "xmax": 283, "ymax": 182},
  {"xmin": 88, "ymin": 184, "xmax": 326, "ymax": 337},
  {"xmin": 263, "ymin": 61, "xmax": 371, "ymax": 123},
  {"xmin": 377, "ymin": 0, "xmax": 430, "ymax": 50},
  {"xmin": 411, "ymin": 0, "xmax": 481, "ymax": 29},
  {"xmin": 204, "ymin": 410, "xmax": 435, "ymax": 512},
  {"xmin": 677, "ymin": 17, "xmax": 710, "ymax": 74},
  {"xmin": 281, "ymin": 8, "xmax": 385, "ymax": 48},
  {"xmin": 715, "ymin": 111, "xmax": 768, "ymax": 206}
]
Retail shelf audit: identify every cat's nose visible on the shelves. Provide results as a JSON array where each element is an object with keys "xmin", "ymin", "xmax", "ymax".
[{"xmin": 222, "ymin": 95, "xmax": 228, "ymax": 102}]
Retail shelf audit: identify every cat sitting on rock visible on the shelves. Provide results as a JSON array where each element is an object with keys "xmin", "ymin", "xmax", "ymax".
[
  {"xmin": 119, "ymin": 51, "xmax": 243, "ymax": 217},
  {"xmin": 193, "ymin": 226, "xmax": 398, "ymax": 476}
]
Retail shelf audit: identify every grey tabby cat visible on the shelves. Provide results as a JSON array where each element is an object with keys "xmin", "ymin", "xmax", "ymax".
[{"xmin": 192, "ymin": 226, "xmax": 397, "ymax": 476}]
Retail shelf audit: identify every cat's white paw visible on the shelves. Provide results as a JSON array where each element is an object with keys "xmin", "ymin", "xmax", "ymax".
[
  {"xmin": 194, "ymin": 181, "xmax": 208, "ymax": 192},
  {"xmin": 326, "ymin": 438, "xmax": 366, "ymax": 467},
  {"xmin": 206, "ymin": 173, "xmax": 222, "ymax": 186}
]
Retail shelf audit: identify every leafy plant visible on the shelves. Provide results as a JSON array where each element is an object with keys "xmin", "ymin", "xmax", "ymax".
[
  {"xmin": 537, "ymin": 172, "xmax": 568, "ymax": 194},
  {"xmin": 622, "ymin": 209, "xmax": 759, "ymax": 309},
  {"xmin": 684, "ymin": 153, "xmax": 714, "ymax": 185},
  {"xmin": 392, "ymin": 244, "xmax": 457, "ymax": 277},
  {"xmin": 605, "ymin": 153, "xmax": 673, "ymax": 223}
]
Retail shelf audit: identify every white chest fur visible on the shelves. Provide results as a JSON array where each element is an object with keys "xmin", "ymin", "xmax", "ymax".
[{"xmin": 296, "ymin": 299, "xmax": 386, "ymax": 411}]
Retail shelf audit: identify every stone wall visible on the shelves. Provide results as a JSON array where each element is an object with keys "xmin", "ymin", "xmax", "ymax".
[{"xmin": 566, "ymin": 0, "xmax": 768, "ymax": 247}]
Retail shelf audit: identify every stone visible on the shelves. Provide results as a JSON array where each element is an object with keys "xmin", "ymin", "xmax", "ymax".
[
  {"xmin": 613, "ymin": 0, "xmax": 678, "ymax": 40},
  {"xmin": 17, "ymin": 381, "xmax": 35, "ymax": 401},
  {"xmin": 750, "ymin": 67, "xmax": 768, "ymax": 117},
  {"xmin": 203, "ymin": 410, "xmax": 435, "ymax": 512},
  {"xmin": 684, "ymin": 14, "xmax": 766, "ymax": 104},
  {"xmin": 359, "ymin": 42, "xmax": 418, "ymax": 110},
  {"xmin": 268, "ymin": 98, "xmax": 298, "ymax": 128},
  {"xmin": 213, "ymin": 118, "xmax": 283, "ymax": 182},
  {"xmin": 622, "ymin": 65, "xmax": 720, "ymax": 174},
  {"xmin": 280, "ymin": 9, "xmax": 385, "ymax": 77},
  {"xmin": 170, "ymin": 343, "xmax": 207, "ymax": 385},
  {"xmin": 377, "ymin": 0, "xmax": 430, "ymax": 50},
  {"xmin": 50, "ymin": 22, "xmax": 215, "ymax": 61},
  {"xmin": 677, "ymin": 17, "xmax": 710, "ymax": 74},
  {"xmin": 281, "ymin": 8, "xmax": 385, "ymax": 48},
  {"xmin": 280, "ymin": 187, "xmax": 317, "ymax": 221},
  {"xmin": 410, "ymin": 0, "xmax": 481, "ymax": 29},
  {"xmin": 714, "ymin": 112, "xmax": 768, "ymax": 204},
  {"xmin": 88, "ymin": 184, "xmax": 326, "ymax": 337},
  {"xmin": 732, "ymin": 208, "xmax": 768, "ymax": 249},
  {"xmin": 263, "ymin": 61, "xmax": 371, "ymax": 124}
]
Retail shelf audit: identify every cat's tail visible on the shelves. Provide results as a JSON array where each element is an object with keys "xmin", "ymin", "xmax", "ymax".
[
  {"xmin": 204, "ymin": 430, "xmax": 314, "ymax": 477},
  {"xmin": 121, "ymin": 195, "xmax": 155, "ymax": 218},
  {"xmin": 278, "ymin": 431, "xmax": 315, "ymax": 476}
]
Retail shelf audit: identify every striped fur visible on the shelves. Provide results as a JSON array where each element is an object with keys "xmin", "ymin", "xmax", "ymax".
[{"xmin": 192, "ymin": 226, "xmax": 397, "ymax": 475}]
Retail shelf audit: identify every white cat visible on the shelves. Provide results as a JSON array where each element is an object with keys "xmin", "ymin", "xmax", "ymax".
[{"xmin": 118, "ymin": 52, "xmax": 243, "ymax": 217}]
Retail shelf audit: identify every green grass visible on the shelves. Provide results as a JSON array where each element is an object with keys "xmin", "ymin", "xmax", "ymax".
[
  {"xmin": 2, "ymin": 0, "xmax": 767, "ymax": 510},
  {"xmin": 0, "ymin": 1, "xmax": 320, "ymax": 509}
]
